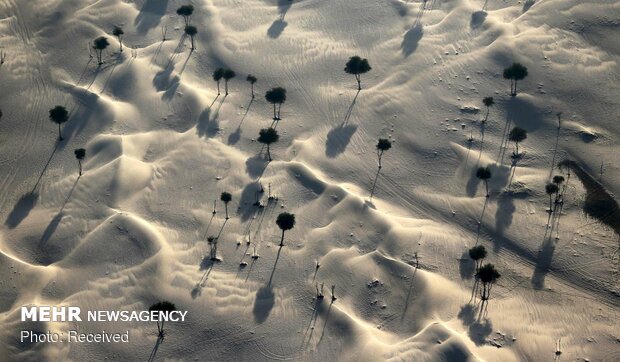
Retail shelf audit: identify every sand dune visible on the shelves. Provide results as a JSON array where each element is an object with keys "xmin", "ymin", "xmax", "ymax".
[{"xmin": 0, "ymin": 0, "xmax": 619, "ymax": 360}]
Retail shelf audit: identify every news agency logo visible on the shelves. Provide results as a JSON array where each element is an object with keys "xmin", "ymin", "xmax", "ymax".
[{"xmin": 21, "ymin": 306, "xmax": 188, "ymax": 322}]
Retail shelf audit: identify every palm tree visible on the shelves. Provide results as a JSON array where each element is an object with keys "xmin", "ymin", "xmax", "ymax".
[
  {"xmin": 478, "ymin": 263, "xmax": 500, "ymax": 301},
  {"xmin": 148, "ymin": 301, "xmax": 177, "ymax": 337},
  {"xmin": 49, "ymin": 105, "xmax": 69, "ymax": 141},
  {"xmin": 265, "ymin": 87, "xmax": 287, "ymax": 120},
  {"xmin": 476, "ymin": 166, "xmax": 492, "ymax": 197},
  {"xmin": 213, "ymin": 68, "xmax": 225, "ymax": 95},
  {"xmin": 344, "ymin": 56, "xmax": 372, "ymax": 90},
  {"xmin": 468, "ymin": 245, "xmax": 487, "ymax": 274},
  {"xmin": 258, "ymin": 127, "xmax": 279, "ymax": 161},
  {"xmin": 482, "ymin": 96, "xmax": 494, "ymax": 123},
  {"xmin": 503, "ymin": 63, "xmax": 528, "ymax": 96},
  {"xmin": 220, "ymin": 192, "xmax": 232, "ymax": 219},
  {"xmin": 74, "ymin": 148, "xmax": 86, "ymax": 176},
  {"xmin": 552, "ymin": 175, "xmax": 565, "ymax": 203},
  {"xmin": 276, "ymin": 212, "xmax": 295, "ymax": 246},
  {"xmin": 223, "ymin": 69, "xmax": 236, "ymax": 95},
  {"xmin": 508, "ymin": 127, "xmax": 527, "ymax": 157},
  {"xmin": 112, "ymin": 26, "xmax": 124, "ymax": 52},
  {"xmin": 176, "ymin": 4, "xmax": 195, "ymax": 26},
  {"xmin": 545, "ymin": 183, "xmax": 559, "ymax": 213},
  {"xmin": 246, "ymin": 74, "xmax": 257, "ymax": 98},
  {"xmin": 93, "ymin": 36, "xmax": 110, "ymax": 65},
  {"xmin": 185, "ymin": 25, "xmax": 197, "ymax": 50},
  {"xmin": 376, "ymin": 138, "xmax": 392, "ymax": 169}
]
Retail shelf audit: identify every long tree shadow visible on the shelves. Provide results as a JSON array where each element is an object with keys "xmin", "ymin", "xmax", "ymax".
[
  {"xmin": 532, "ymin": 231, "xmax": 557, "ymax": 289},
  {"xmin": 494, "ymin": 192, "xmax": 516, "ymax": 249},
  {"xmin": 267, "ymin": 0, "xmax": 293, "ymax": 38},
  {"xmin": 147, "ymin": 335, "xmax": 164, "ymax": 362},
  {"xmin": 197, "ymin": 98, "xmax": 223, "ymax": 138},
  {"xmin": 38, "ymin": 176, "xmax": 80, "ymax": 247},
  {"xmin": 465, "ymin": 167, "xmax": 481, "ymax": 197},
  {"xmin": 470, "ymin": 11, "xmax": 487, "ymax": 29},
  {"xmin": 135, "ymin": 0, "xmax": 169, "ymax": 35},
  {"xmin": 228, "ymin": 98, "xmax": 254, "ymax": 145},
  {"xmin": 99, "ymin": 54, "xmax": 124, "ymax": 94},
  {"xmin": 325, "ymin": 124, "xmax": 358, "ymax": 158},
  {"xmin": 245, "ymin": 154, "xmax": 270, "ymax": 180},
  {"xmin": 252, "ymin": 245, "xmax": 283, "ymax": 323},
  {"xmin": 5, "ymin": 192, "xmax": 39, "ymax": 229},
  {"xmin": 401, "ymin": 24, "xmax": 423, "ymax": 57},
  {"xmin": 459, "ymin": 250, "xmax": 475, "ymax": 280}
]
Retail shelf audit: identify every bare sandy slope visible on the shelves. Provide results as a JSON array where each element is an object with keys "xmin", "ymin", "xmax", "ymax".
[{"xmin": 0, "ymin": 0, "xmax": 619, "ymax": 360}]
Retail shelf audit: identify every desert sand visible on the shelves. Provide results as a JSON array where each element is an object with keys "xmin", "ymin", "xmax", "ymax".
[{"xmin": 0, "ymin": 0, "xmax": 619, "ymax": 360}]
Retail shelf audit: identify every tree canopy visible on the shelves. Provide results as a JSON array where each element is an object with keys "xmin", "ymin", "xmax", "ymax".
[
  {"xmin": 74, "ymin": 148, "xmax": 86, "ymax": 160},
  {"xmin": 508, "ymin": 127, "xmax": 527, "ymax": 143},
  {"xmin": 265, "ymin": 87, "xmax": 287, "ymax": 104},
  {"xmin": 344, "ymin": 56, "xmax": 371, "ymax": 75},
  {"xmin": 478, "ymin": 264, "xmax": 500, "ymax": 284},
  {"xmin": 213, "ymin": 68, "xmax": 225, "ymax": 81},
  {"xmin": 93, "ymin": 36, "xmax": 109, "ymax": 50},
  {"xmin": 376, "ymin": 138, "xmax": 392, "ymax": 152},
  {"xmin": 476, "ymin": 166, "xmax": 492, "ymax": 181},
  {"xmin": 276, "ymin": 212, "xmax": 295, "ymax": 231},
  {"xmin": 246, "ymin": 74, "xmax": 257, "ymax": 84},
  {"xmin": 220, "ymin": 192, "xmax": 232, "ymax": 203},
  {"xmin": 223, "ymin": 69, "xmax": 236, "ymax": 80},
  {"xmin": 468, "ymin": 245, "xmax": 487, "ymax": 261},
  {"xmin": 258, "ymin": 127, "xmax": 279, "ymax": 145},
  {"xmin": 49, "ymin": 106, "xmax": 69, "ymax": 125},
  {"xmin": 483, "ymin": 96, "xmax": 494, "ymax": 108},
  {"xmin": 185, "ymin": 25, "xmax": 197, "ymax": 37}
]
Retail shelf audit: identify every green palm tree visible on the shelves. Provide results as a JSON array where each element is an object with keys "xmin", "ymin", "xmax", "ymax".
[
  {"xmin": 508, "ymin": 127, "xmax": 527, "ymax": 157},
  {"xmin": 74, "ymin": 148, "xmax": 86, "ymax": 176},
  {"xmin": 213, "ymin": 68, "xmax": 225, "ymax": 95},
  {"xmin": 49, "ymin": 105, "xmax": 69, "ymax": 140},
  {"xmin": 478, "ymin": 263, "xmax": 500, "ymax": 301},
  {"xmin": 344, "ymin": 56, "xmax": 372, "ymax": 90},
  {"xmin": 265, "ymin": 87, "xmax": 287, "ymax": 120},
  {"xmin": 545, "ymin": 183, "xmax": 559, "ymax": 213},
  {"xmin": 468, "ymin": 245, "xmax": 487, "ymax": 274},
  {"xmin": 503, "ymin": 63, "xmax": 528, "ymax": 96},
  {"xmin": 258, "ymin": 128, "xmax": 279, "ymax": 161},
  {"xmin": 476, "ymin": 166, "xmax": 492, "ymax": 197},
  {"xmin": 223, "ymin": 69, "xmax": 236, "ymax": 95},
  {"xmin": 185, "ymin": 25, "xmax": 197, "ymax": 50},
  {"xmin": 246, "ymin": 74, "xmax": 257, "ymax": 98},
  {"xmin": 148, "ymin": 301, "xmax": 177, "ymax": 337},
  {"xmin": 376, "ymin": 138, "xmax": 392, "ymax": 169},
  {"xmin": 176, "ymin": 5, "xmax": 194, "ymax": 26},
  {"xmin": 482, "ymin": 96, "xmax": 494, "ymax": 123},
  {"xmin": 93, "ymin": 36, "xmax": 110, "ymax": 65},
  {"xmin": 220, "ymin": 192, "xmax": 232, "ymax": 219},
  {"xmin": 112, "ymin": 26, "xmax": 124, "ymax": 52},
  {"xmin": 276, "ymin": 212, "xmax": 295, "ymax": 246}
]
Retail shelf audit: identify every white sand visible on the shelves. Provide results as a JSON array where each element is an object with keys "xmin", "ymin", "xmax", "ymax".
[{"xmin": 0, "ymin": 0, "xmax": 619, "ymax": 360}]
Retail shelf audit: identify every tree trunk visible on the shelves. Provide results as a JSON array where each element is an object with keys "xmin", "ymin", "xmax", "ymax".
[
  {"xmin": 217, "ymin": 81, "xmax": 220, "ymax": 95},
  {"xmin": 58, "ymin": 123, "xmax": 63, "ymax": 141},
  {"xmin": 279, "ymin": 229, "xmax": 285, "ymax": 246},
  {"xmin": 251, "ymin": 83, "xmax": 254, "ymax": 98},
  {"xmin": 513, "ymin": 80, "xmax": 518, "ymax": 96},
  {"xmin": 156, "ymin": 320, "xmax": 161, "ymax": 335},
  {"xmin": 515, "ymin": 142, "xmax": 519, "ymax": 156},
  {"xmin": 549, "ymin": 194, "xmax": 553, "ymax": 213},
  {"xmin": 377, "ymin": 151, "xmax": 383, "ymax": 169},
  {"xmin": 225, "ymin": 203, "xmax": 229, "ymax": 219},
  {"xmin": 272, "ymin": 103, "xmax": 277, "ymax": 119},
  {"xmin": 356, "ymin": 75, "xmax": 361, "ymax": 90},
  {"xmin": 277, "ymin": 103, "xmax": 282, "ymax": 119},
  {"xmin": 267, "ymin": 144, "xmax": 271, "ymax": 161},
  {"xmin": 118, "ymin": 37, "xmax": 123, "ymax": 52},
  {"xmin": 485, "ymin": 180, "xmax": 489, "ymax": 197},
  {"xmin": 78, "ymin": 160, "xmax": 82, "ymax": 176},
  {"xmin": 191, "ymin": 36, "xmax": 195, "ymax": 50},
  {"xmin": 484, "ymin": 107, "xmax": 489, "ymax": 122}
]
